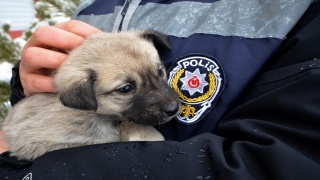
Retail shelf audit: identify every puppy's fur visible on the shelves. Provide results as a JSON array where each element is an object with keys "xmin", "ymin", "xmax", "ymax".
[{"xmin": 2, "ymin": 30, "xmax": 181, "ymax": 160}]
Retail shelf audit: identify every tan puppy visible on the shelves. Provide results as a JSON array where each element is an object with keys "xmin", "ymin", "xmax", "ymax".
[{"xmin": 2, "ymin": 30, "xmax": 181, "ymax": 160}]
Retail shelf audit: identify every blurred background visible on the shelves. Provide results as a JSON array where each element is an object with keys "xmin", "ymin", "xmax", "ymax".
[{"xmin": 0, "ymin": 0, "xmax": 80, "ymax": 125}]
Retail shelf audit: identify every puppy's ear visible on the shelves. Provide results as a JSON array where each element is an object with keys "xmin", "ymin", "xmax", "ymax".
[
  {"xmin": 59, "ymin": 69, "xmax": 98, "ymax": 111},
  {"xmin": 141, "ymin": 30, "xmax": 171, "ymax": 51}
]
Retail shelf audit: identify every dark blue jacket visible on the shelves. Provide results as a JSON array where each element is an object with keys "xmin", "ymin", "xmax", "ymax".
[
  {"xmin": 4, "ymin": 1, "xmax": 320, "ymax": 179},
  {"xmin": 73, "ymin": 0, "xmax": 313, "ymax": 141}
]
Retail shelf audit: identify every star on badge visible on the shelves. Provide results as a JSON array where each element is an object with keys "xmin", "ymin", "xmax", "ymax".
[{"xmin": 180, "ymin": 68, "xmax": 208, "ymax": 96}]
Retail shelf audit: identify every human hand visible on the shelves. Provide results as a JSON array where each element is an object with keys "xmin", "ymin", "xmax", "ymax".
[
  {"xmin": 0, "ymin": 131, "xmax": 9, "ymax": 153},
  {"xmin": 20, "ymin": 20, "xmax": 101, "ymax": 96}
]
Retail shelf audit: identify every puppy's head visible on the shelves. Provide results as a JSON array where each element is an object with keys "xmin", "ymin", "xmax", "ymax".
[{"xmin": 54, "ymin": 30, "xmax": 180, "ymax": 125}]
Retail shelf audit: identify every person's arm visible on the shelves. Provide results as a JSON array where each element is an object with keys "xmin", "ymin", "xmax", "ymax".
[
  {"xmin": 9, "ymin": 20, "xmax": 100, "ymax": 106},
  {"xmin": 9, "ymin": 61, "xmax": 24, "ymax": 106}
]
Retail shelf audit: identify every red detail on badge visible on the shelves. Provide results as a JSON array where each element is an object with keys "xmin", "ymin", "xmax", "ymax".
[{"xmin": 188, "ymin": 76, "xmax": 200, "ymax": 88}]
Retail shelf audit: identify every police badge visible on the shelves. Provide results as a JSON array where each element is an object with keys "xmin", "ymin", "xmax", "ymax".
[{"xmin": 168, "ymin": 55, "xmax": 225, "ymax": 124}]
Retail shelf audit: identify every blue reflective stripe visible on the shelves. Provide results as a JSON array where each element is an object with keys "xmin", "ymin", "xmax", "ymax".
[
  {"xmin": 121, "ymin": 0, "xmax": 142, "ymax": 31},
  {"xmin": 75, "ymin": 7, "xmax": 122, "ymax": 32},
  {"xmin": 76, "ymin": 0, "xmax": 126, "ymax": 15},
  {"xmin": 75, "ymin": 0, "xmax": 313, "ymax": 39},
  {"xmin": 128, "ymin": 0, "xmax": 313, "ymax": 39}
]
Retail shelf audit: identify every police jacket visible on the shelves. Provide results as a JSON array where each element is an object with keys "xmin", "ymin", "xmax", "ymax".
[{"xmin": 3, "ymin": 0, "xmax": 320, "ymax": 179}]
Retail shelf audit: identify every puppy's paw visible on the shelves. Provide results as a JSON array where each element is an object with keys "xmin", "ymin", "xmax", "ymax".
[{"xmin": 120, "ymin": 121, "xmax": 164, "ymax": 142}]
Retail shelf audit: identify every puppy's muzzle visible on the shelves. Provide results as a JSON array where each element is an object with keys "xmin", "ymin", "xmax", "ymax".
[
  {"xmin": 162, "ymin": 100, "xmax": 180, "ymax": 117},
  {"xmin": 125, "ymin": 80, "xmax": 181, "ymax": 125}
]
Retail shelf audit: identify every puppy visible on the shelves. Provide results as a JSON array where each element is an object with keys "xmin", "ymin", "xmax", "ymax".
[{"xmin": 2, "ymin": 30, "xmax": 181, "ymax": 160}]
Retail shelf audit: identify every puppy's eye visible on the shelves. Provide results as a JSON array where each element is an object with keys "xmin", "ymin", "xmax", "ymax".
[
  {"xmin": 118, "ymin": 85, "xmax": 134, "ymax": 93},
  {"xmin": 158, "ymin": 69, "xmax": 164, "ymax": 76}
]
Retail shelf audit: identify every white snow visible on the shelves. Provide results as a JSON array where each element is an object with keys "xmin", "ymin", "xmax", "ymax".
[
  {"xmin": 0, "ymin": 61, "xmax": 14, "ymax": 83},
  {"xmin": 4, "ymin": 20, "xmax": 11, "ymax": 25},
  {"xmin": 13, "ymin": 38, "xmax": 27, "ymax": 48}
]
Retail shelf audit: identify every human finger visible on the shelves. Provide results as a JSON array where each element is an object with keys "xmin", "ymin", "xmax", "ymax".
[
  {"xmin": 20, "ymin": 73, "xmax": 56, "ymax": 97},
  {"xmin": 19, "ymin": 20, "xmax": 101, "ymax": 96},
  {"xmin": 22, "ymin": 47, "xmax": 68, "ymax": 72},
  {"xmin": 53, "ymin": 20, "xmax": 101, "ymax": 38},
  {"xmin": 26, "ymin": 26, "xmax": 86, "ymax": 51}
]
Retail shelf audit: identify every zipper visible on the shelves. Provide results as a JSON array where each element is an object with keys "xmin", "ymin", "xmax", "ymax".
[{"xmin": 119, "ymin": 0, "xmax": 132, "ymax": 31}]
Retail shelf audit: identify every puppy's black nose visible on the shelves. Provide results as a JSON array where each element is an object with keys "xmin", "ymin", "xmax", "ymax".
[{"xmin": 164, "ymin": 101, "xmax": 180, "ymax": 116}]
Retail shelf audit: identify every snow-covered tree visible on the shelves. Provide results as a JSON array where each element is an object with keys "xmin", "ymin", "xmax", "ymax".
[
  {"xmin": 0, "ymin": 22, "xmax": 21, "ymax": 122},
  {"xmin": 0, "ymin": 0, "xmax": 80, "ymax": 123},
  {"xmin": 24, "ymin": 0, "xmax": 80, "ymax": 40},
  {"xmin": 0, "ymin": 22, "xmax": 22, "ymax": 64}
]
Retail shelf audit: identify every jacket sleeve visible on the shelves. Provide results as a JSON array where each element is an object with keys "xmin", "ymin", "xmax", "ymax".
[{"xmin": 9, "ymin": 61, "xmax": 25, "ymax": 106}]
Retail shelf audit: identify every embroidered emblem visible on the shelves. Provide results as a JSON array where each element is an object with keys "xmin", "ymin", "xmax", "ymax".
[{"xmin": 168, "ymin": 56, "xmax": 224, "ymax": 124}]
